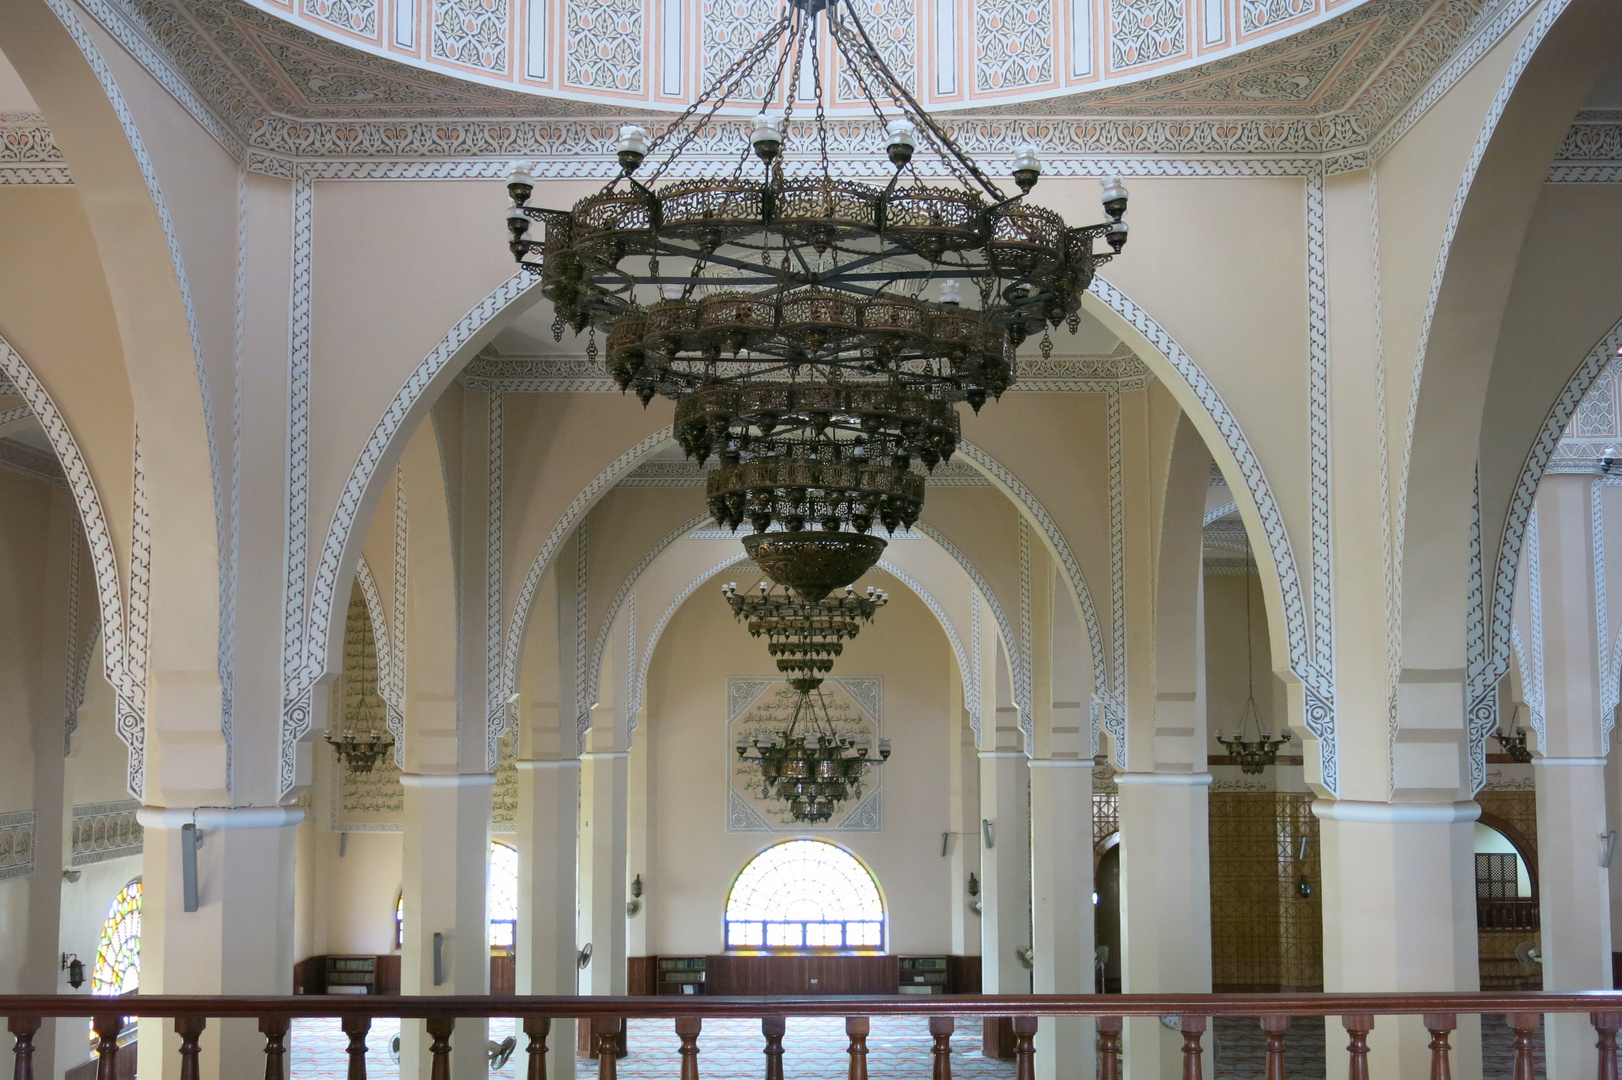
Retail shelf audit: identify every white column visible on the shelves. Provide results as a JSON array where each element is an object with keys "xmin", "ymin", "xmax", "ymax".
[
  {"xmin": 580, "ymin": 716, "xmax": 629, "ymax": 996},
  {"xmin": 1029, "ymin": 759, "xmax": 1094, "ymax": 1080},
  {"xmin": 1116, "ymin": 774, "xmax": 1212, "ymax": 1080},
  {"xmin": 399, "ymin": 775, "xmax": 494, "ymax": 1080},
  {"xmin": 1316, "ymin": 799, "xmax": 1481, "ymax": 1079},
  {"xmin": 1527, "ymin": 472, "xmax": 1613, "ymax": 1076},
  {"xmin": 134, "ymin": 808, "xmax": 302, "ymax": 1080},
  {"xmin": 515, "ymin": 758, "xmax": 579, "ymax": 1080}
]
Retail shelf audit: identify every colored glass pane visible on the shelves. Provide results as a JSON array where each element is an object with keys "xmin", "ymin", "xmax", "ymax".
[
  {"xmin": 92, "ymin": 881, "xmax": 141, "ymax": 995},
  {"xmin": 724, "ymin": 840, "xmax": 883, "ymax": 951}
]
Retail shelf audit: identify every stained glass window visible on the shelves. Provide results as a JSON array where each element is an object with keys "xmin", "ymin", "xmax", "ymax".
[
  {"xmin": 725, "ymin": 840, "xmax": 884, "ymax": 951},
  {"xmin": 393, "ymin": 842, "xmax": 519, "ymax": 951},
  {"xmin": 92, "ymin": 880, "xmax": 141, "ymax": 995}
]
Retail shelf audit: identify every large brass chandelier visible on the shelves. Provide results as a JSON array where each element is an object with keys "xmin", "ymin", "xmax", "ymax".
[
  {"xmin": 724, "ymin": 580, "xmax": 888, "ymax": 686},
  {"xmin": 503, "ymin": 0, "xmax": 1131, "ymax": 602},
  {"xmin": 735, "ymin": 683, "xmax": 890, "ymax": 823}
]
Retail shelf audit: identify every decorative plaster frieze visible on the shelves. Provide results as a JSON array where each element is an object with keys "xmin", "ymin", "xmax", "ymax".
[
  {"xmin": 0, "ymin": 437, "xmax": 68, "ymax": 486},
  {"xmin": 0, "ymin": 811, "xmax": 36, "ymax": 880},
  {"xmin": 53, "ymin": 0, "xmax": 1537, "ymax": 179},
  {"xmin": 70, "ymin": 800, "xmax": 142, "ymax": 865}
]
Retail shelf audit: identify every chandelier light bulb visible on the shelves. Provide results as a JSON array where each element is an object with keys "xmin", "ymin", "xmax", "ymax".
[
  {"xmin": 1101, "ymin": 176, "xmax": 1130, "ymax": 217},
  {"xmin": 938, "ymin": 278, "xmax": 962, "ymax": 306},
  {"xmin": 1012, "ymin": 142, "xmax": 1043, "ymax": 194},
  {"xmin": 885, "ymin": 118, "xmax": 916, "ymax": 168},
  {"xmin": 752, "ymin": 114, "xmax": 784, "ymax": 162},
  {"xmin": 616, "ymin": 124, "xmax": 650, "ymax": 172}
]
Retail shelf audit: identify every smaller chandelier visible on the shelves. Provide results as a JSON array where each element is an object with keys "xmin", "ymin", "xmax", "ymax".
[
  {"xmin": 325, "ymin": 730, "xmax": 395, "ymax": 772},
  {"xmin": 736, "ymin": 685, "xmax": 890, "ymax": 823},
  {"xmin": 1216, "ymin": 698, "xmax": 1290, "ymax": 774},
  {"xmin": 724, "ymin": 580, "xmax": 888, "ymax": 682},
  {"xmin": 1493, "ymin": 708, "xmax": 1534, "ymax": 764}
]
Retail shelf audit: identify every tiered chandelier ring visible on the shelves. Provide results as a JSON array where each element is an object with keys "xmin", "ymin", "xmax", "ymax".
[{"xmin": 504, "ymin": 0, "xmax": 1130, "ymax": 821}]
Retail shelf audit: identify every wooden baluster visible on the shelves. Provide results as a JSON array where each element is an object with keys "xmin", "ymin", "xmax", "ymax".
[
  {"xmin": 427, "ymin": 1017, "xmax": 455, "ymax": 1080},
  {"xmin": 523, "ymin": 1017, "xmax": 551, "ymax": 1080},
  {"xmin": 929, "ymin": 1017, "xmax": 954, "ymax": 1080},
  {"xmin": 91, "ymin": 1014, "xmax": 123, "ymax": 1080},
  {"xmin": 1422, "ymin": 1014, "xmax": 1455, "ymax": 1080},
  {"xmin": 1341, "ymin": 1014, "xmax": 1373, "ymax": 1080},
  {"xmin": 675, "ymin": 1017, "xmax": 701, "ymax": 1080},
  {"xmin": 762, "ymin": 1016, "xmax": 786, "ymax": 1080},
  {"xmin": 593, "ymin": 1018, "xmax": 622, "ymax": 1080},
  {"xmin": 846, "ymin": 1017, "xmax": 869, "ymax": 1080},
  {"xmin": 9, "ymin": 1016, "xmax": 40, "ymax": 1080},
  {"xmin": 1179, "ymin": 1016, "xmax": 1206, "ymax": 1080},
  {"xmin": 1261, "ymin": 1015, "xmax": 1290, "ymax": 1080},
  {"xmin": 1012, "ymin": 1016, "xmax": 1037, "ymax": 1080},
  {"xmin": 175, "ymin": 1016, "xmax": 206, "ymax": 1080},
  {"xmin": 342, "ymin": 1015, "xmax": 372, "ymax": 1080},
  {"xmin": 1594, "ymin": 1011, "xmax": 1622, "ymax": 1080},
  {"xmin": 1507, "ymin": 1013, "xmax": 1540, "ymax": 1080},
  {"xmin": 1096, "ymin": 1018, "xmax": 1123, "ymax": 1080},
  {"xmin": 260, "ymin": 1016, "xmax": 290, "ymax": 1080}
]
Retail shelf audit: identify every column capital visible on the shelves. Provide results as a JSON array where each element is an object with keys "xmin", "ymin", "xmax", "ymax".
[
  {"xmin": 136, "ymin": 805, "xmax": 304, "ymax": 829},
  {"xmin": 1532, "ymin": 756, "xmax": 1609, "ymax": 767},
  {"xmin": 1114, "ymin": 771, "xmax": 1213, "ymax": 787},
  {"xmin": 516, "ymin": 758, "xmax": 582, "ymax": 770},
  {"xmin": 398, "ymin": 772, "xmax": 497, "ymax": 788},
  {"xmin": 1310, "ymin": 798, "xmax": 1478, "ymax": 824},
  {"xmin": 1026, "ymin": 758, "xmax": 1094, "ymax": 769}
]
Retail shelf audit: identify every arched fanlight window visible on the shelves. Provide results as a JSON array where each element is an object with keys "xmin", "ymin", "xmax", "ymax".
[
  {"xmin": 394, "ymin": 841, "xmax": 520, "ymax": 950},
  {"xmin": 92, "ymin": 880, "xmax": 142, "ymax": 995},
  {"xmin": 725, "ymin": 839, "xmax": 883, "ymax": 951}
]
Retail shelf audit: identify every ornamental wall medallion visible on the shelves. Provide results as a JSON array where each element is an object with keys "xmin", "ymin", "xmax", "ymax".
[{"xmin": 726, "ymin": 676, "xmax": 882, "ymax": 833}]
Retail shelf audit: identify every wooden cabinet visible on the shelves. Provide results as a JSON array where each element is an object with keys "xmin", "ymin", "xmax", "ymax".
[
  {"xmin": 897, "ymin": 956, "xmax": 948, "ymax": 994},
  {"xmin": 656, "ymin": 956, "xmax": 707, "ymax": 994},
  {"xmin": 324, "ymin": 955, "xmax": 377, "ymax": 994}
]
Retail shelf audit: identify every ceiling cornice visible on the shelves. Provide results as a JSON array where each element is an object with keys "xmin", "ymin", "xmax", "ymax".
[{"xmin": 31, "ymin": 0, "xmax": 1546, "ymax": 174}]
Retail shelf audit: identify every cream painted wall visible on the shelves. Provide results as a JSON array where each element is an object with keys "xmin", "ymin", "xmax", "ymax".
[
  {"xmin": 1203, "ymin": 570, "xmax": 1286, "ymax": 749},
  {"xmin": 642, "ymin": 564, "xmax": 957, "ymax": 957}
]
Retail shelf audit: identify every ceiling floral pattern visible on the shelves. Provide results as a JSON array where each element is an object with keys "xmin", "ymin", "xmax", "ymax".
[{"xmin": 41, "ymin": 0, "xmax": 1559, "ymax": 169}]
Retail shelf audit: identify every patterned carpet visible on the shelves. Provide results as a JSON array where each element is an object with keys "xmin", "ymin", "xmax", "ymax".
[{"xmin": 285, "ymin": 1011, "xmax": 1548, "ymax": 1079}]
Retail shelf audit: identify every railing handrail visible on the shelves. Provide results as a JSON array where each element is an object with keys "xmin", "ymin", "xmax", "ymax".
[{"xmin": 6, "ymin": 990, "xmax": 1622, "ymax": 1019}]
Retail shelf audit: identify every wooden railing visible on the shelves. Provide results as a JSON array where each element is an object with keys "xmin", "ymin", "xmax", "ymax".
[
  {"xmin": 6, "ymin": 992, "xmax": 1622, "ymax": 1080},
  {"xmin": 1477, "ymin": 897, "xmax": 1541, "ymax": 930}
]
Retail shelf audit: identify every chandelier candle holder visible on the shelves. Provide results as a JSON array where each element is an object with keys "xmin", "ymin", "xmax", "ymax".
[
  {"xmin": 502, "ymin": 0, "xmax": 1130, "ymax": 602},
  {"xmin": 724, "ymin": 579, "xmax": 888, "ymax": 684},
  {"xmin": 325, "ymin": 730, "xmax": 395, "ymax": 772},
  {"xmin": 736, "ymin": 685, "xmax": 891, "ymax": 823}
]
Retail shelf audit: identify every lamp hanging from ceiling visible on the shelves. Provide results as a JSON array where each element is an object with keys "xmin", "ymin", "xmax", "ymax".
[
  {"xmin": 723, "ymin": 578, "xmax": 888, "ymax": 684},
  {"xmin": 503, "ymin": 0, "xmax": 1130, "ymax": 599},
  {"xmin": 736, "ymin": 682, "xmax": 890, "ymax": 823},
  {"xmin": 1214, "ymin": 537, "xmax": 1290, "ymax": 774},
  {"xmin": 325, "ymin": 729, "xmax": 395, "ymax": 773}
]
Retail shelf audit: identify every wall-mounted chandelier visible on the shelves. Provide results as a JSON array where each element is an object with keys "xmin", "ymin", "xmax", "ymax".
[
  {"xmin": 735, "ymin": 684, "xmax": 890, "ymax": 823},
  {"xmin": 724, "ymin": 580, "xmax": 888, "ymax": 685},
  {"xmin": 503, "ymin": 0, "xmax": 1130, "ymax": 601}
]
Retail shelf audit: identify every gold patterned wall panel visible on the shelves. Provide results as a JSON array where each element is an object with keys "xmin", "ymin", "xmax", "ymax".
[
  {"xmin": 1209, "ymin": 792, "xmax": 1281, "ymax": 991},
  {"xmin": 1274, "ymin": 792, "xmax": 1322, "ymax": 991}
]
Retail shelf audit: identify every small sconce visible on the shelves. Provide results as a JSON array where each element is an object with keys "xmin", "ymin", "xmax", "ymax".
[
  {"xmin": 61, "ymin": 953, "xmax": 84, "ymax": 990},
  {"xmin": 627, "ymin": 874, "xmax": 644, "ymax": 918}
]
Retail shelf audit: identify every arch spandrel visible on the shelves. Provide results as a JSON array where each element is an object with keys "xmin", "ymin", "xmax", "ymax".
[{"xmin": 1398, "ymin": 0, "xmax": 1622, "ymax": 795}]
